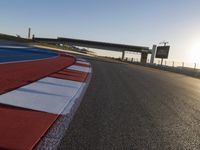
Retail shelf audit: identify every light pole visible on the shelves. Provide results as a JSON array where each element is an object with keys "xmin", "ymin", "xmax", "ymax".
[{"xmin": 28, "ymin": 28, "xmax": 31, "ymax": 39}]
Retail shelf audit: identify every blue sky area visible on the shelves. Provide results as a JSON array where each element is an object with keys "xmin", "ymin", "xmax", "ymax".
[{"xmin": 1, "ymin": 0, "xmax": 200, "ymax": 63}]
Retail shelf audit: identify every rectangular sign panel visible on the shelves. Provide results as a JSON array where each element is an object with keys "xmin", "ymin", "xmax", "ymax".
[{"xmin": 156, "ymin": 46, "xmax": 170, "ymax": 59}]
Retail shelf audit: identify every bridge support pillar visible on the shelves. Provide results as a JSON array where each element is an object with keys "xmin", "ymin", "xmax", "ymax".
[
  {"xmin": 141, "ymin": 52, "xmax": 148, "ymax": 63},
  {"xmin": 150, "ymin": 45, "xmax": 157, "ymax": 64},
  {"xmin": 122, "ymin": 51, "xmax": 125, "ymax": 60}
]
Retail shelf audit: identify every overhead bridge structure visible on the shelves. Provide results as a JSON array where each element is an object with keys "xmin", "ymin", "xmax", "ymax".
[{"xmin": 34, "ymin": 37, "xmax": 152, "ymax": 63}]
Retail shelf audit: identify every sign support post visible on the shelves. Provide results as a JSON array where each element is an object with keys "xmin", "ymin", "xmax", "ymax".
[{"xmin": 161, "ymin": 58, "xmax": 163, "ymax": 66}]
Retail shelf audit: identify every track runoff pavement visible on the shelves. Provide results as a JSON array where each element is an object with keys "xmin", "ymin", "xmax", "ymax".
[
  {"xmin": 0, "ymin": 44, "xmax": 92, "ymax": 149},
  {"xmin": 58, "ymin": 56, "xmax": 200, "ymax": 150}
]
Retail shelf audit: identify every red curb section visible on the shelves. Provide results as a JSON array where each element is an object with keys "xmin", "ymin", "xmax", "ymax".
[
  {"xmin": 74, "ymin": 62, "xmax": 90, "ymax": 67},
  {"xmin": 35, "ymin": 59, "xmax": 92, "ymax": 150},
  {"xmin": 50, "ymin": 69, "xmax": 88, "ymax": 82},
  {"xmin": 0, "ymin": 54, "xmax": 76, "ymax": 150}
]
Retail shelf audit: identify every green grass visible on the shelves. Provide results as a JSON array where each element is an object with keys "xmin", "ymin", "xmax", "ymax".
[{"xmin": 0, "ymin": 33, "xmax": 32, "ymax": 43}]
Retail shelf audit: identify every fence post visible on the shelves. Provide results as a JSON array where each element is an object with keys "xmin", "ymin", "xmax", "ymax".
[
  {"xmin": 182, "ymin": 62, "xmax": 184, "ymax": 69},
  {"xmin": 172, "ymin": 61, "xmax": 174, "ymax": 67},
  {"xmin": 194, "ymin": 63, "xmax": 196, "ymax": 70}
]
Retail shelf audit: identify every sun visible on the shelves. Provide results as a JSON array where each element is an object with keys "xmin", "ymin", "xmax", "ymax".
[{"xmin": 189, "ymin": 40, "xmax": 200, "ymax": 63}]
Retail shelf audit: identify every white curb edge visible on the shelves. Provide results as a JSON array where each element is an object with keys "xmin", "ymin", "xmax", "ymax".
[{"xmin": 34, "ymin": 59, "xmax": 92, "ymax": 150}]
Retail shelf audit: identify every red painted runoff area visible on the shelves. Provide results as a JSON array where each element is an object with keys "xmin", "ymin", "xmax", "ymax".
[
  {"xmin": 0, "ymin": 104, "xmax": 58, "ymax": 150},
  {"xmin": 0, "ymin": 55, "xmax": 75, "ymax": 94}
]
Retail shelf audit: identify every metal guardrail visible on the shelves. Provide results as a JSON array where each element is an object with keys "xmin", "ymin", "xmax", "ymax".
[{"xmin": 124, "ymin": 57, "xmax": 200, "ymax": 78}]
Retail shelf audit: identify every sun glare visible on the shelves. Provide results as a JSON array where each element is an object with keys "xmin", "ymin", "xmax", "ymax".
[{"xmin": 189, "ymin": 40, "xmax": 200, "ymax": 63}]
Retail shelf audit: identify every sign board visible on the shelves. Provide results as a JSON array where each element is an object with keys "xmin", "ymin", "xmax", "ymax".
[{"xmin": 156, "ymin": 46, "xmax": 170, "ymax": 59}]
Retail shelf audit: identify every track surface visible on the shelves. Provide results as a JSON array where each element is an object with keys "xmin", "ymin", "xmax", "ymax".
[{"xmin": 59, "ymin": 57, "xmax": 200, "ymax": 150}]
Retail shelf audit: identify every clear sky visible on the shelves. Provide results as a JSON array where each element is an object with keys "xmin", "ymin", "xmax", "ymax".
[{"xmin": 1, "ymin": 0, "xmax": 200, "ymax": 63}]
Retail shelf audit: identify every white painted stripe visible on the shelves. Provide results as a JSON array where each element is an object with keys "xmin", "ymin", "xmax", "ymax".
[
  {"xmin": 67, "ymin": 65, "xmax": 91, "ymax": 73},
  {"xmin": 0, "ymin": 77, "xmax": 83, "ymax": 114},
  {"xmin": 76, "ymin": 60, "xmax": 90, "ymax": 65}
]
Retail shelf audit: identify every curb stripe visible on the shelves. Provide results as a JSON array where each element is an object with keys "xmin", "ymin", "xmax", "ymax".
[
  {"xmin": 75, "ymin": 62, "xmax": 90, "ymax": 67},
  {"xmin": 50, "ymin": 69, "xmax": 88, "ymax": 82},
  {"xmin": 67, "ymin": 65, "xmax": 91, "ymax": 73},
  {"xmin": 0, "ymin": 56, "xmax": 91, "ymax": 150},
  {"xmin": 0, "ymin": 77, "xmax": 82, "ymax": 114},
  {"xmin": 76, "ymin": 58, "xmax": 87, "ymax": 61},
  {"xmin": 76, "ymin": 60, "xmax": 90, "ymax": 65}
]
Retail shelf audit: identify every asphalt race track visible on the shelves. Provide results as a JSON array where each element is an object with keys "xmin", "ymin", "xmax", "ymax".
[{"xmin": 58, "ymin": 56, "xmax": 200, "ymax": 150}]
